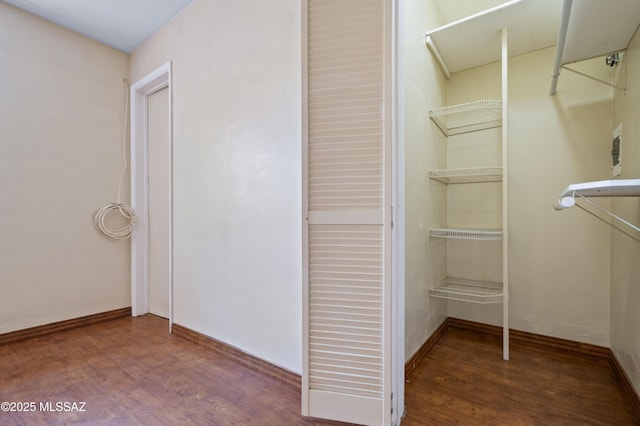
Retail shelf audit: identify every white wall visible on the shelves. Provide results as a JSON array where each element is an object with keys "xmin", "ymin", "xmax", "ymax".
[
  {"xmin": 612, "ymin": 33, "xmax": 640, "ymax": 394},
  {"xmin": 445, "ymin": 47, "xmax": 613, "ymax": 346},
  {"xmin": 403, "ymin": 0, "xmax": 448, "ymax": 360},
  {"xmin": 129, "ymin": 0, "xmax": 302, "ymax": 372},
  {"xmin": 0, "ymin": 2, "xmax": 131, "ymax": 333}
]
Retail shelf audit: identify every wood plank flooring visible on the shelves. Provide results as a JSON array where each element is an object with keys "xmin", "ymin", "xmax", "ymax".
[
  {"xmin": 404, "ymin": 326, "xmax": 640, "ymax": 425},
  {"xmin": 1, "ymin": 315, "xmax": 638, "ymax": 425},
  {"xmin": 0, "ymin": 315, "xmax": 340, "ymax": 426}
]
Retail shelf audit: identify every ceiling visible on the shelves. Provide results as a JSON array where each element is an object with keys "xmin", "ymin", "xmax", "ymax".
[
  {"xmin": 2, "ymin": 0, "xmax": 196, "ymax": 53},
  {"xmin": 4, "ymin": 0, "xmax": 544, "ymax": 55},
  {"xmin": 2, "ymin": 0, "xmax": 516, "ymax": 53}
]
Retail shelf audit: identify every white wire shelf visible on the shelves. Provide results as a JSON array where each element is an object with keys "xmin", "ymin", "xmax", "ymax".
[
  {"xmin": 429, "ymin": 100, "xmax": 502, "ymax": 136},
  {"xmin": 429, "ymin": 228, "xmax": 503, "ymax": 240},
  {"xmin": 429, "ymin": 277, "xmax": 503, "ymax": 304},
  {"xmin": 429, "ymin": 167, "xmax": 503, "ymax": 184}
]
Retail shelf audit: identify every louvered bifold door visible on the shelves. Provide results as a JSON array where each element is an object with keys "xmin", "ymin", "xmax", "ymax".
[{"xmin": 302, "ymin": 0, "xmax": 392, "ymax": 425}]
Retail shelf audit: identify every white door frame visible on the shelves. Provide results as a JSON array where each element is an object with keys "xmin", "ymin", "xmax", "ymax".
[
  {"xmin": 391, "ymin": 0, "xmax": 405, "ymax": 422},
  {"xmin": 130, "ymin": 62, "xmax": 173, "ymax": 330}
]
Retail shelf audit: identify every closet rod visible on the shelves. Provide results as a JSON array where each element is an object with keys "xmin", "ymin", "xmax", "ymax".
[{"xmin": 550, "ymin": 0, "xmax": 573, "ymax": 95}]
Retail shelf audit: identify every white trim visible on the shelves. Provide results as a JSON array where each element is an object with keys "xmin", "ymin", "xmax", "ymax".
[
  {"xmin": 130, "ymin": 62, "xmax": 174, "ymax": 331},
  {"xmin": 391, "ymin": 0, "xmax": 405, "ymax": 423},
  {"xmin": 383, "ymin": 1, "xmax": 394, "ymax": 424},
  {"xmin": 301, "ymin": 0, "xmax": 310, "ymax": 417},
  {"xmin": 501, "ymin": 28, "xmax": 509, "ymax": 361}
]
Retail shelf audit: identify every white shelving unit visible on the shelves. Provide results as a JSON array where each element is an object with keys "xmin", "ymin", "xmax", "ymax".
[
  {"xmin": 428, "ymin": 166, "xmax": 503, "ymax": 184},
  {"xmin": 429, "ymin": 228, "xmax": 503, "ymax": 240},
  {"xmin": 426, "ymin": 12, "xmax": 511, "ymax": 360},
  {"xmin": 425, "ymin": 0, "xmax": 560, "ymax": 77},
  {"xmin": 429, "ymin": 277, "xmax": 503, "ymax": 304},
  {"xmin": 427, "ymin": 99, "xmax": 506, "ymax": 308},
  {"xmin": 558, "ymin": 179, "xmax": 640, "ymax": 198},
  {"xmin": 428, "ymin": 100, "xmax": 502, "ymax": 136}
]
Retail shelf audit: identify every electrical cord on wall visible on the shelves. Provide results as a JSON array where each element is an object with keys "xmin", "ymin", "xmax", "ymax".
[{"xmin": 93, "ymin": 78, "xmax": 136, "ymax": 240}]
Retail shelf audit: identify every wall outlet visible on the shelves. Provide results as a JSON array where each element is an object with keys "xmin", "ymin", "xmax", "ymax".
[{"xmin": 612, "ymin": 123, "xmax": 622, "ymax": 177}]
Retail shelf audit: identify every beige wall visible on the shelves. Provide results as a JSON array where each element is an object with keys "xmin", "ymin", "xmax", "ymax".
[
  {"xmin": 129, "ymin": 0, "xmax": 302, "ymax": 372},
  {"xmin": 403, "ymin": 3, "xmax": 613, "ymax": 356},
  {"xmin": 403, "ymin": 0, "xmax": 448, "ymax": 360},
  {"xmin": 612, "ymin": 33, "xmax": 640, "ymax": 394},
  {"xmin": 445, "ymin": 47, "xmax": 613, "ymax": 346},
  {"xmin": 0, "ymin": 3, "xmax": 131, "ymax": 333},
  {"xmin": 407, "ymin": 1, "xmax": 639, "ymax": 387},
  {"xmin": 5, "ymin": 0, "xmax": 631, "ymax": 388}
]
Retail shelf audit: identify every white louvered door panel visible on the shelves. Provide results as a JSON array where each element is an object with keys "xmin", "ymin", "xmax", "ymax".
[{"xmin": 302, "ymin": 0, "xmax": 392, "ymax": 425}]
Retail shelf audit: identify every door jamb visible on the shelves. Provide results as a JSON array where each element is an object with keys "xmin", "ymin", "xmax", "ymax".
[
  {"xmin": 391, "ymin": 0, "xmax": 405, "ymax": 422},
  {"xmin": 130, "ymin": 62, "xmax": 174, "ymax": 331}
]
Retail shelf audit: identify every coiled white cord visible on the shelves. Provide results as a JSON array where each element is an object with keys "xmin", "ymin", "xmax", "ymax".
[
  {"xmin": 93, "ymin": 203, "xmax": 136, "ymax": 240},
  {"xmin": 94, "ymin": 79, "xmax": 136, "ymax": 240}
]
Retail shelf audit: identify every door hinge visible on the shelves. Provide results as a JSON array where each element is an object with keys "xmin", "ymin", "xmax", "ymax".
[
  {"xmin": 391, "ymin": 206, "xmax": 395, "ymax": 229},
  {"xmin": 390, "ymin": 391, "xmax": 394, "ymax": 415}
]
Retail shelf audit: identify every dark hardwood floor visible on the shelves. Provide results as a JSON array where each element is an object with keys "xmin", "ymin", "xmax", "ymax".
[
  {"xmin": 1, "ymin": 315, "xmax": 638, "ymax": 425},
  {"xmin": 0, "ymin": 315, "xmax": 340, "ymax": 426},
  {"xmin": 404, "ymin": 326, "xmax": 640, "ymax": 425}
]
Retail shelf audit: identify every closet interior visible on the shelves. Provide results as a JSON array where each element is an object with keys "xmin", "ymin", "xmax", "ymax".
[{"xmin": 418, "ymin": 0, "xmax": 640, "ymax": 362}]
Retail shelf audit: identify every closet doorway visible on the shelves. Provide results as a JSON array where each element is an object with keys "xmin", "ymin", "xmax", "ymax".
[
  {"xmin": 147, "ymin": 86, "xmax": 171, "ymax": 319},
  {"xmin": 130, "ymin": 62, "xmax": 174, "ymax": 328}
]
